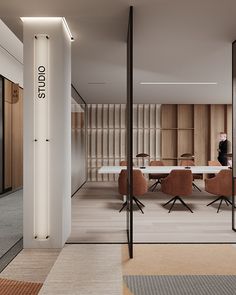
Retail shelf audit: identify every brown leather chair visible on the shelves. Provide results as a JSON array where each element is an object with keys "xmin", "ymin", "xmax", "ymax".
[
  {"xmin": 161, "ymin": 170, "xmax": 193, "ymax": 213},
  {"xmin": 149, "ymin": 160, "xmax": 168, "ymax": 192},
  {"xmin": 205, "ymin": 169, "xmax": 232, "ymax": 213},
  {"xmin": 179, "ymin": 159, "xmax": 202, "ymax": 192},
  {"xmin": 207, "ymin": 160, "xmax": 222, "ymax": 178},
  {"xmin": 118, "ymin": 169, "xmax": 148, "ymax": 214},
  {"xmin": 208, "ymin": 160, "xmax": 221, "ymax": 166}
]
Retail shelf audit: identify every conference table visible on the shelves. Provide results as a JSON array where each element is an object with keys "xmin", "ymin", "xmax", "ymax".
[{"xmin": 98, "ymin": 165, "xmax": 230, "ymax": 175}]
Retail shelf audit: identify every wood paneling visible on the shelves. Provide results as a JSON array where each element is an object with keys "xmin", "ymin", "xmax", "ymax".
[
  {"xmin": 210, "ymin": 105, "xmax": 226, "ymax": 161},
  {"xmin": 87, "ymin": 104, "xmax": 161, "ymax": 181},
  {"xmin": 89, "ymin": 103, "xmax": 232, "ymax": 181},
  {"xmin": 226, "ymin": 104, "xmax": 232, "ymax": 151},
  {"xmin": 194, "ymin": 105, "xmax": 210, "ymax": 165},
  {"xmin": 11, "ymin": 88, "xmax": 23, "ymax": 189},
  {"xmin": 4, "ymin": 80, "xmax": 12, "ymax": 189},
  {"xmin": 161, "ymin": 130, "xmax": 177, "ymax": 160},
  {"xmin": 161, "ymin": 104, "xmax": 232, "ymax": 166},
  {"xmin": 177, "ymin": 105, "xmax": 194, "ymax": 129},
  {"xmin": 2, "ymin": 80, "xmax": 23, "ymax": 191},
  {"xmin": 177, "ymin": 130, "xmax": 194, "ymax": 158},
  {"xmin": 161, "ymin": 105, "xmax": 177, "ymax": 128}
]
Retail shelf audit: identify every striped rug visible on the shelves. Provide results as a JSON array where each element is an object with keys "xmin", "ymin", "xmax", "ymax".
[
  {"xmin": 0, "ymin": 278, "xmax": 42, "ymax": 295},
  {"xmin": 124, "ymin": 275, "xmax": 236, "ymax": 295}
]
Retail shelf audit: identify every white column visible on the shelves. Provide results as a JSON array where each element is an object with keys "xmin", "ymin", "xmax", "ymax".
[{"xmin": 23, "ymin": 18, "xmax": 71, "ymax": 248}]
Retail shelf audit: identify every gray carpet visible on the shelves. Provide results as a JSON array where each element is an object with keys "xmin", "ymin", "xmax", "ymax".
[
  {"xmin": 124, "ymin": 275, "xmax": 236, "ymax": 295},
  {"xmin": 0, "ymin": 190, "xmax": 23, "ymax": 259}
]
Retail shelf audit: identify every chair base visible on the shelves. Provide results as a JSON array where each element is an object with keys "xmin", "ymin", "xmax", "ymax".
[
  {"xmin": 163, "ymin": 196, "xmax": 193, "ymax": 213},
  {"xmin": 207, "ymin": 196, "xmax": 232, "ymax": 213},
  {"xmin": 192, "ymin": 182, "xmax": 201, "ymax": 192},
  {"xmin": 149, "ymin": 179, "xmax": 162, "ymax": 192},
  {"xmin": 119, "ymin": 196, "xmax": 145, "ymax": 214}
]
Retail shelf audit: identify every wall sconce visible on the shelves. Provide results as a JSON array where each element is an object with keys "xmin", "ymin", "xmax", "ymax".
[{"xmin": 34, "ymin": 34, "xmax": 50, "ymax": 240}]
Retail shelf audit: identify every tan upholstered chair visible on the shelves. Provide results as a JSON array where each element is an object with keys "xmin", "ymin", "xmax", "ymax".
[
  {"xmin": 179, "ymin": 159, "xmax": 202, "ymax": 192},
  {"xmin": 205, "ymin": 169, "xmax": 232, "ymax": 213},
  {"xmin": 118, "ymin": 169, "xmax": 148, "ymax": 214},
  {"xmin": 120, "ymin": 160, "xmax": 127, "ymax": 166},
  {"xmin": 161, "ymin": 170, "xmax": 193, "ymax": 213},
  {"xmin": 149, "ymin": 160, "xmax": 168, "ymax": 192},
  {"xmin": 208, "ymin": 160, "xmax": 221, "ymax": 166},
  {"xmin": 207, "ymin": 160, "xmax": 222, "ymax": 178}
]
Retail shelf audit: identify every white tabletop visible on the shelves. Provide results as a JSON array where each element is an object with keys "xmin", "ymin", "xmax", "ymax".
[{"xmin": 98, "ymin": 165, "xmax": 230, "ymax": 174}]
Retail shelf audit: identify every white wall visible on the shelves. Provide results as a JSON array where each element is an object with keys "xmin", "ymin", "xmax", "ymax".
[
  {"xmin": 0, "ymin": 19, "xmax": 23, "ymax": 86},
  {"xmin": 23, "ymin": 19, "xmax": 71, "ymax": 248}
]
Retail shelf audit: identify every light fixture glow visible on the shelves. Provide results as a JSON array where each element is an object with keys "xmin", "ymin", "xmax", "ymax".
[
  {"xmin": 140, "ymin": 82, "xmax": 218, "ymax": 85},
  {"xmin": 88, "ymin": 82, "xmax": 106, "ymax": 85},
  {"xmin": 62, "ymin": 17, "xmax": 74, "ymax": 41},
  {"xmin": 21, "ymin": 17, "xmax": 74, "ymax": 41},
  {"xmin": 21, "ymin": 17, "xmax": 61, "ymax": 22},
  {"xmin": 34, "ymin": 34, "xmax": 50, "ymax": 240}
]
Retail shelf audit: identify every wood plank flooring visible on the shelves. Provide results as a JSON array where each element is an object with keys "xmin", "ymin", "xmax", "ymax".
[{"xmin": 68, "ymin": 181, "xmax": 236, "ymax": 243}]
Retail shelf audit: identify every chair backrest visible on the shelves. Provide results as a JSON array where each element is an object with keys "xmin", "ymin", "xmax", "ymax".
[
  {"xmin": 118, "ymin": 169, "xmax": 148, "ymax": 196},
  {"xmin": 120, "ymin": 160, "xmax": 127, "ymax": 166},
  {"xmin": 180, "ymin": 153, "xmax": 194, "ymax": 158},
  {"xmin": 213, "ymin": 169, "xmax": 232, "ymax": 196},
  {"xmin": 208, "ymin": 160, "xmax": 221, "ymax": 166},
  {"xmin": 180, "ymin": 159, "xmax": 195, "ymax": 166},
  {"xmin": 150, "ymin": 160, "xmax": 165, "ymax": 166},
  {"xmin": 162, "ymin": 169, "xmax": 193, "ymax": 196}
]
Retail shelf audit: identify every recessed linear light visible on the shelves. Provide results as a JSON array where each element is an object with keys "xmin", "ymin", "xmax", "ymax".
[
  {"xmin": 140, "ymin": 82, "xmax": 218, "ymax": 85},
  {"xmin": 88, "ymin": 82, "xmax": 106, "ymax": 85},
  {"xmin": 62, "ymin": 17, "xmax": 74, "ymax": 41}
]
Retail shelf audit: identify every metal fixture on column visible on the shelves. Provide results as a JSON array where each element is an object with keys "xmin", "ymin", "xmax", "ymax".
[{"xmin": 34, "ymin": 34, "xmax": 50, "ymax": 240}]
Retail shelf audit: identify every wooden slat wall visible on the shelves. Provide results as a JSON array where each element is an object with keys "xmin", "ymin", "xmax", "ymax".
[
  {"xmin": 87, "ymin": 104, "xmax": 161, "ymax": 181},
  {"xmin": 88, "ymin": 103, "xmax": 232, "ymax": 181}
]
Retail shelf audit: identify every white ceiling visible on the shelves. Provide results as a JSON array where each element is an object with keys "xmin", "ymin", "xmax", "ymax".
[{"xmin": 1, "ymin": 0, "xmax": 236, "ymax": 103}]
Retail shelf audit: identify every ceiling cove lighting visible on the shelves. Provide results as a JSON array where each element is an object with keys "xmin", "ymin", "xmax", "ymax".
[
  {"xmin": 21, "ymin": 17, "xmax": 74, "ymax": 41},
  {"xmin": 34, "ymin": 34, "xmax": 50, "ymax": 241},
  {"xmin": 140, "ymin": 82, "xmax": 218, "ymax": 85},
  {"xmin": 62, "ymin": 17, "xmax": 74, "ymax": 41}
]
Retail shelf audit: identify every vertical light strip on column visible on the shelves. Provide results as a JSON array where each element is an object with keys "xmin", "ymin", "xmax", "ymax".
[{"xmin": 34, "ymin": 34, "xmax": 50, "ymax": 240}]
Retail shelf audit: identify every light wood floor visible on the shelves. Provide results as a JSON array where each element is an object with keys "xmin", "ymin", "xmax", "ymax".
[
  {"xmin": 0, "ymin": 249, "xmax": 60, "ymax": 283},
  {"xmin": 39, "ymin": 244, "xmax": 122, "ymax": 295},
  {"xmin": 68, "ymin": 181, "xmax": 236, "ymax": 243}
]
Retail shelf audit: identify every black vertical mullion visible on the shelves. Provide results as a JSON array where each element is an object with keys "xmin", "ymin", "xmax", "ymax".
[
  {"xmin": 232, "ymin": 41, "xmax": 236, "ymax": 232},
  {"xmin": 127, "ymin": 6, "xmax": 133, "ymax": 258}
]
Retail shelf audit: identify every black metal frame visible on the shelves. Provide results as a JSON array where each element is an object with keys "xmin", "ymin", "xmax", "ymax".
[
  {"xmin": 71, "ymin": 84, "xmax": 88, "ymax": 195},
  {"xmin": 127, "ymin": 6, "xmax": 134, "ymax": 258},
  {"xmin": 232, "ymin": 41, "xmax": 236, "ymax": 232}
]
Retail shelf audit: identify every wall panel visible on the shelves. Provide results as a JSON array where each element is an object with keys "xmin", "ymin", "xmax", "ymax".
[
  {"xmin": 87, "ymin": 104, "xmax": 161, "ymax": 181},
  {"xmin": 194, "ymin": 105, "xmax": 210, "ymax": 165},
  {"xmin": 210, "ymin": 105, "xmax": 226, "ymax": 161}
]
